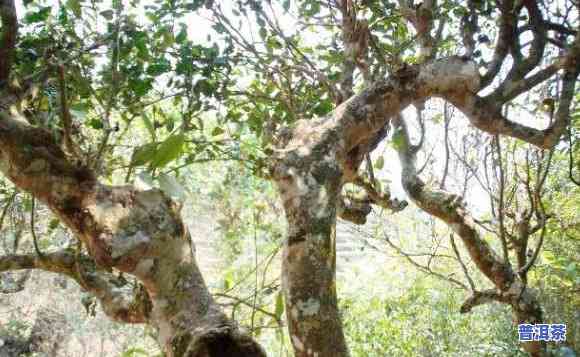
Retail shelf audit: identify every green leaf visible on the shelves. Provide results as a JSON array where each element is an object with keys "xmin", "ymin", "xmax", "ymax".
[
  {"xmin": 150, "ymin": 134, "xmax": 186, "ymax": 168},
  {"xmin": 312, "ymin": 101, "xmax": 333, "ymax": 116},
  {"xmin": 132, "ymin": 79, "xmax": 153, "ymax": 96},
  {"xmin": 275, "ymin": 292, "xmax": 284, "ymax": 320},
  {"xmin": 223, "ymin": 271, "xmax": 234, "ymax": 290},
  {"xmin": 266, "ymin": 36, "xmax": 283, "ymax": 50},
  {"xmin": 24, "ymin": 7, "xmax": 51, "ymax": 23},
  {"xmin": 374, "ymin": 156, "xmax": 385, "ymax": 170},
  {"xmin": 160, "ymin": 26, "xmax": 174, "ymax": 48},
  {"xmin": 146, "ymin": 59, "xmax": 171, "ymax": 76},
  {"xmin": 120, "ymin": 348, "xmax": 149, "ymax": 357},
  {"xmin": 259, "ymin": 28, "xmax": 268, "ymax": 39},
  {"xmin": 48, "ymin": 218, "xmax": 60, "ymax": 231},
  {"xmin": 141, "ymin": 113, "xmax": 156, "ymax": 140},
  {"xmin": 166, "ymin": 116, "xmax": 175, "ymax": 132},
  {"xmin": 130, "ymin": 142, "xmax": 158, "ymax": 167},
  {"xmin": 135, "ymin": 34, "xmax": 149, "ymax": 59},
  {"xmin": 175, "ymin": 25, "xmax": 188, "ymax": 44},
  {"xmin": 194, "ymin": 79, "xmax": 216, "ymax": 96},
  {"xmin": 391, "ymin": 130, "xmax": 404, "ymax": 150},
  {"xmin": 100, "ymin": 9, "xmax": 114, "ymax": 20},
  {"xmin": 211, "ymin": 126, "xmax": 225, "ymax": 136},
  {"xmin": 66, "ymin": 0, "xmax": 82, "ymax": 17},
  {"xmin": 88, "ymin": 118, "xmax": 104, "ymax": 129}
]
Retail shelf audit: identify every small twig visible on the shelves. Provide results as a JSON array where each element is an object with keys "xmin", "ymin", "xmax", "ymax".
[
  {"xmin": 450, "ymin": 234, "xmax": 476, "ymax": 291},
  {"xmin": 93, "ymin": 0, "xmax": 123, "ymax": 173},
  {"xmin": 494, "ymin": 135, "xmax": 510, "ymax": 263},
  {"xmin": 440, "ymin": 103, "xmax": 451, "ymax": 189},
  {"xmin": 568, "ymin": 123, "xmax": 580, "ymax": 186},
  {"xmin": 384, "ymin": 232, "xmax": 468, "ymax": 290},
  {"xmin": 518, "ymin": 195, "xmax": 547, "ymax": 277},
  {"xmin": 215, "ymin": 293, "xmax": 282, "ymax": 324},
  {"xmin": 250, "ymin": 211, "xmax": 259, "ymax": 333},
  {"xmin": 57, "ymin": 65, "xmax": 81, "ymax": 160},
  {"xmin": 30, "ymin": 196, "xmax": 45, "ymax": 261}
]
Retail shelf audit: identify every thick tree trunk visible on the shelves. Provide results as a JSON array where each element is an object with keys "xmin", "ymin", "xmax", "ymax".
[
  {"xmin": 0, "ymin": 112, "xmax": 266, "ymax": 357},
  {"xmin": 3, "ymin": 52, "xmax": 572, "ymax": 356},
  {"xmin": 269, "ymin": 57, "xmax": 487, "ymax": 356},
  {"xmin": 513, "ymin": 284, "xmax": 546, "ymax": 357},
  {"xmin": 274, "ymin": 147, "xmax": 349, "ymax": 357}
]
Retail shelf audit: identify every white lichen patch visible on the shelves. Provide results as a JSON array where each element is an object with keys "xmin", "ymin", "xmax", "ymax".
[
  {"xmin": 291, "ymin": 306, "xmax": 299, "ymax": 320},
  {"xmin": 134, "ymin": 189, "xmax": 165, "ymax": 211},
  {"xmin": 133, "ymin": 258, "xmax": 155, "ymax": 277},
  {"xmin": 297, "ymin": 297, "xmax": 320, "ymax": 317},
  {"xmin": 306, "ymin": 348, "xmax": 320, "ymax": 357},
  {"xmin": 88, "ymin": 200, "xmax": 130, "ymax": 230},
  {"xmin": 293, "ymin": 173, "xmax": 310, "ymax": 196},
  {"xmin": 279, "ymin": 170, "xmax": 310, "ymax": 204},
  {"xmin": 419, "ymin": 59, "xmax": 480, "ymax": 94},
  {"xmin": 298, "ymin": 146, "xmax": 312, "ymax": 157},
  {"xmin": 311, "ymin": 187, "xmax": 330, "ymax": 220},
  {"xmin": 176, "ymin": 275, "xmax": 193, "ymax": 290},
  {"xmin": 111, "ymin": 230, "xmax": 151, "ymax": 259}
]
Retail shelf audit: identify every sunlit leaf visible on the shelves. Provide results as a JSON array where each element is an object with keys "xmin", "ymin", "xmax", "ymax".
[
  {"xmin": 150, "ymin": 134, "xmax": 186, "ymax": 168},
  {"xmin": 275, "ymin": 292, "xmax": 284, "ymax": 320}
]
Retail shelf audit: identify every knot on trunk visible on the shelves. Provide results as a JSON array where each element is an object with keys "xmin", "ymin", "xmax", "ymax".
[{"xmin": 171, "ymin": 326, "xmax": 266, "ymax": 357}]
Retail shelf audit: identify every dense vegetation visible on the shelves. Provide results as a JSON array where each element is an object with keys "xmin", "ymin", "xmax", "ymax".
[{"xmin": 0, "ymin": 0, "xmax": 578, "ymax": 356}]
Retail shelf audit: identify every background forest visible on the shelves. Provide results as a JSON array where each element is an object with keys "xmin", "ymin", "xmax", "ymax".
[{"xmin": 0, "ymin": 0, "xmax": 579, "ymax": 356}]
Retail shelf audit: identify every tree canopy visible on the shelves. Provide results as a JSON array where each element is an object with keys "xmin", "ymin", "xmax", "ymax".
[{"xmin": 0, "ymin": 0, "xmax": 579, "ymax": 356}]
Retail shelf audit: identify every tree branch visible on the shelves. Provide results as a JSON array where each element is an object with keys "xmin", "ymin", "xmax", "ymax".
[
  {"xmin": 57, "ymin": 65, "xmax": 81, "ymax": 159},
  {"xmin": 490, "ymin": 0, "xmax": 547, "ymax": 99},
  {"xmin": 393, "ymin": 115, "xmax": 516, "ymax": 291},
  {"xmin": 398, "ymin": 0, "xmax": 437, "ymax": 60},
  {"xmin": 450, "ymin": 233, "xmax": 475, "ymax": 291},
  {"xmin": 353, "ymin": 175, "xmax": 408, "ymax": 212},
  {"xmin": 459, "ymin": 289, "xmax": 507, "ymax": 313},
  {"xmin": 384, "ymin": 233, "xmax": 468, "ymax": 290},
  {"xmin": 480, "ymin": 0, "xmax": 517, "ymax": 88},
  {"xmin": 0, "ymin": 0, "xmax": 17, "ymax": 84},
  {"xmin": 0, "ymin": 250, "xmax": 150, "ymax": 323}
]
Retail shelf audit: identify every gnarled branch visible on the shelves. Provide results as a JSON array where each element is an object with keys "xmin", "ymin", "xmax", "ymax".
[{"xmin": 0, "ymin": 251, "xmax": 150, "ymax": 323}]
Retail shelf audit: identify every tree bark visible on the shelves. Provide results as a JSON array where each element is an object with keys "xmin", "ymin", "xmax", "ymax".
[
  {"xmin": 274, "ymin": 142, "xmax": 348, "ymax": 357},
  {"xmin": 0, "ymin": 111, "xmax": 266, "ymax": 357},
  {"xmin": 393, "ymin": 116, "xmax": 547, "ymax": 356},
  {"xmin": 272, "ymin": 57, "xmax": 484, "ymax": 356}
]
